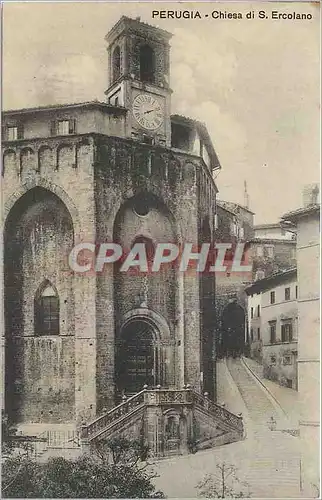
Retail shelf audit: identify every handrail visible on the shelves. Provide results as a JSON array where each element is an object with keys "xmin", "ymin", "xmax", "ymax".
[
  {"xmin": 83, "ymin": 389, "xmax": 146, "ymax": 440},
  {"xmin": 191, "ymin": 390, "xmax": 243, "ymax": 432}
]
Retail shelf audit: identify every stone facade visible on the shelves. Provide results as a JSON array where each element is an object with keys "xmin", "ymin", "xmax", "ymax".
[
  {"xmin": 254, "ymin": 223, "xmax": 296, "ymax": 241},
  {"xmin": 2, "ymin": 17, "xmax": 226, "ymax": 448}
]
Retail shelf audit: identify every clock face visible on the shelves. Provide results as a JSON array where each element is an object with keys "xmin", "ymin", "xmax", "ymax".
[{"xmin": 132, "ymin": 94, "xmax": 164, "ymax": 131}]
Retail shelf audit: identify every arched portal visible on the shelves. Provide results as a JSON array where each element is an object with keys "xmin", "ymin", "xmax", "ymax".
[
  {"xmin": 221, "ymin": 302, "xmax": 245, "ymax": 357},
  {"xmin": 4, "ymin": 186, "xmax": 75, "ymax": 423},
  {"xmin": 117, "ymin": 319, "xmax": 159, "ymax": 395}
]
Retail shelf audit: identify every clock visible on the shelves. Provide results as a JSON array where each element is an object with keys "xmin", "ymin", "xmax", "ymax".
[{"xmin": 132, "ymin": 94, "xmax": 164, "ymax": 131}]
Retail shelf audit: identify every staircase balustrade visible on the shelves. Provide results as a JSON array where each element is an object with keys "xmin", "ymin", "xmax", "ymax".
[
  {"xmin": 191, "ymin": 390, "xmax": 244, "ymax": 432},
  {"xmin": 82, "ymin": 389, "xmax": 146, "ymax": 440},
  {"xmin": 81, "ymin": 387, "xmax": 243, "ymax": 443}
]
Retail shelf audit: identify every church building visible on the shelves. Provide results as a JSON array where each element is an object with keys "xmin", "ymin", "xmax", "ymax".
[{"xmin": 2, "ymin": 17, "xmax": 243, "ymax": 457}]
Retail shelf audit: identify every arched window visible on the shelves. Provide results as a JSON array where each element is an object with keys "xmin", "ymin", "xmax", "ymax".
[
  {"xmin": 139, "ymin": 45, "xmax": 155, "ymax": 83},
  {"xmin": 35, "ymin": 283, "xmax": 59, "ymax": 335},
  {"xmin": 112, "ymin": 46, "xmax": 121, "ymax": 82}
]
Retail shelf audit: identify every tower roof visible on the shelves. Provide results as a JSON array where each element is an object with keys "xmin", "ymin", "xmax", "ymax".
[{"xmin": 105, "ymin": 16, "xmax": 172, "ymax": 45}]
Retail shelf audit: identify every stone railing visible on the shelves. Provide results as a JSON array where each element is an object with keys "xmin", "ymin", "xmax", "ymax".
[
  {"xmin": 191, "ymin": 390, "xmax": 244, "ymax": 433},
  {"xmin": 143, "ymin": 386, "xmax": 242, "ymax": 433},
  {"xmin": 144, "ymin": 388, "xmax": 193, "ymax": 406},
  {"xmin": 80, "ymin": 386, "xmax": 243, "ymax": 445},
  {"xmin": 82, "ymin": 389, "xmax": 146, "ymax": 441}
]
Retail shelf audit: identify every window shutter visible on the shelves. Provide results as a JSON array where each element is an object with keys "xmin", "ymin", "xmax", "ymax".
[
  {"xmin": 1, "ymin": 125, "xmax": 7, "ymax": 141},
  {"xmin": 69, "ymin": 119, "xmax": 76, "ymax": 134},
  {"xmin": 17, "ymin": 123, "xmax": 24, "ymax": 140},
  {"xmin": 281, "ymin": 324, "xmax": 285, "ymax": 342},
  {"xmin": 50, "ymin": 120, "xmax": 57, "ymax": 136},
  {"xmin": 289, "ymin": 324, "xmax": 293, "ymax": 341}
]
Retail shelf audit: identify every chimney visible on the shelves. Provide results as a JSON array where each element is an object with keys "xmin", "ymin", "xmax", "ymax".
[{"xmin": 302, "ymin": 184, "xmax": 319, "ymax": 208}]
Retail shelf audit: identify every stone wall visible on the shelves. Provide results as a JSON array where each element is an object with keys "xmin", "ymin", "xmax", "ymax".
[
  {"xmin": 94, "ymin": 135, "xmax": 216, "ymax": 401},
  {"xmin": 3, "ymin": 134, "xmax": 97, "ymax": 426},
  {"xmin": 3, "ymin": 130, "xmax": 217, "ymax": 430},
  {"xmin": 262, "ymin": 343, "xmax": 298, "ymax": 389},
  {"xmin": 251, "ymin": 240, "xmax": 296, "ymax": 279}
]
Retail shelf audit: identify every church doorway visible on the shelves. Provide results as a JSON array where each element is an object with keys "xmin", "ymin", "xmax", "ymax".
[
  {"xmin": 117, "ymin": 319, "xmax": 158, "ymax": 395},
  {"xmin": 221, "ymin": 302, "xmax": 245, "ymax": 357}
]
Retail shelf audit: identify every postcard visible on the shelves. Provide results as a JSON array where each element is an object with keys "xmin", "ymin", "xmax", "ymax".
[{"xmin": 1, "ymin": 2, "xmax": 320, "ymax": 498}]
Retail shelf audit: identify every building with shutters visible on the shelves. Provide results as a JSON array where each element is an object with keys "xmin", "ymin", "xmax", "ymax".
[{"xmin": 245, "ymin": 268, "xmax": 298, "ymax": 389}]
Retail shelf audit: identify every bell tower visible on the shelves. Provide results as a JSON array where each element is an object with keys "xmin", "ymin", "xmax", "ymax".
[{"xmin": 105, "ymin": 16, "xmax": 172, "ymax": 146}]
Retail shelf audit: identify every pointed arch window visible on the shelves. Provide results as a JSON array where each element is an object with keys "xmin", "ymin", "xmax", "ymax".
[
  {"xmin": 139, "ymin": 45, "xmax": 155, "ymax": 83},
  {"xmin": 35, "ymin": 283, "xmax": 59, "ymax": 335},
  {"xmin": 112, "ymin": 46, "xmax": 121, "ymax": 82}
]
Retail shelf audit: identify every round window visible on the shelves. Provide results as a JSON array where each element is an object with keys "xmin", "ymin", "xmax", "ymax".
[{"xmin": 133, "ymin": 198, "xmax": 150, "ymax": 217}]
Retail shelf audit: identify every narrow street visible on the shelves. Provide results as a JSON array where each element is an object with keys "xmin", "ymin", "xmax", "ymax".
[
  {"xmin": 226, "ymin": 357, "xmax": 282, "ymax": 427},
  {"xmin": 154, "ymin": 358, "xmax": 301, "ymax": 498}
]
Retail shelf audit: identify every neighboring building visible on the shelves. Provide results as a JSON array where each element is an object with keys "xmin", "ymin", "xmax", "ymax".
[
  {"xmin": 281, "ymin": 186, "xmax": 320, "ymax": 497},
  {"xmin": 254, "ymin": 223, "xmax": 296, "ymax": 241},
  {"xmin": 250, "ymin": 223, "xmax": 297, "ymax": 281},
  {"xmin": 215, "ymin": 200, "xmax": 254, "ymax": 357},
  {"xmin": 216, "ymin": 200, "xmax": 254, "ymax": 242},
  {"xmin": 246, "ymin": 268, "xmax": 298, "ymax": 389},
  {"xmin": 2, "ymin": 16, "xmax": 245, "ymax": 458}
]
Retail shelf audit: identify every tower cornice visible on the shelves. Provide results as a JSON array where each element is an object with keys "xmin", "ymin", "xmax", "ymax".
[{"xmin": 105, "ymin": 16, "xmax": 172, "ymax": 46}]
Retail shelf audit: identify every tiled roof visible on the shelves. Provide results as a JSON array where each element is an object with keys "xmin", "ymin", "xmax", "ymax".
[
  {"xmin": 245, "ymin": 267, "xmax": 297, "ymax": 295},
  {"xmin": 281, "ymin": 204, "xmax": 320, "ymax": 223},
  {"xmin": 3, "ymin": 101, "xmax": 127, "ymax": 115},
  {"xmin": 217, "ymin": 199, "xmax": 255, "ymax": 215},
  {"xmin": 254, "ymin": 223, "xmax": 283, "ymax": 230}
]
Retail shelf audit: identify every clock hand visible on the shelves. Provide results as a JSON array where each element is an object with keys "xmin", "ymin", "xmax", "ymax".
[{"xmin": 143, "ymin": 109, "xmax": 155, "ymax": 115}]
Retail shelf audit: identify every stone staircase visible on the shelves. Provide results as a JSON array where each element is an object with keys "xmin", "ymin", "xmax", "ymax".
[{"xmin": 80, "ymin": 387, "xmax": 244, "ymax": 457}]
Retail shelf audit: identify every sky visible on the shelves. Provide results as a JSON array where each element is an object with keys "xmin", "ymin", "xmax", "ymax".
[{"xmin": 2, "ymin": 2, "xmax": 320, "ymax": 223}]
